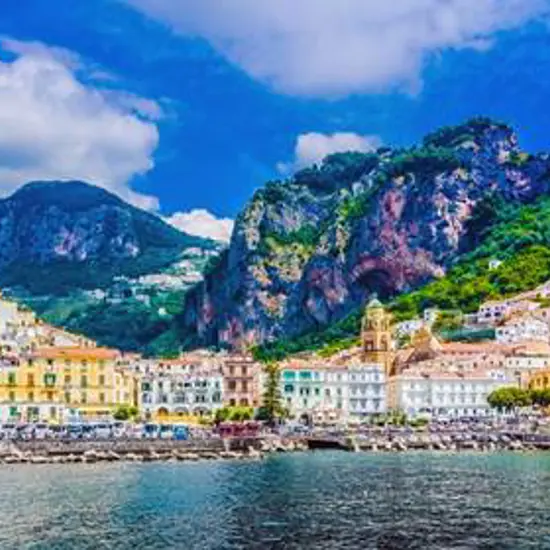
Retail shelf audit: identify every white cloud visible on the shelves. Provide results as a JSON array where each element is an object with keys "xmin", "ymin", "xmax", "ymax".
[
  {"xmin": 167, "ymin": 209, "xmax": 234, "ymax": 243},
  {"xmin": 0, "ymin": 37, "xmax": 160, "ymax": 210},
  {"xmin": 278, "ymin": 132, "xmax": 381, "ymax": 173},
  {"xmin": 125, "ymin": 0, "xmax": 549, "ymax": 96}
]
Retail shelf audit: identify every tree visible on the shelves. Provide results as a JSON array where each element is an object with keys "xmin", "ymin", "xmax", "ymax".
[
  {"xmin": 530, "ymin": 388, "xmax": 550, "ymax": 408},
  {"xmin": 215, "ymin": 406, "xmax": 253, "ymax": 424},
  {"xmin": 260, "ymin": 363, "xmax": 284, "ymax": 425},
  {"xmin": 113, "ymin": 404, "xmax": 138, "ymax": 421},
  {"xmin": 487, "ymin": 387, "xmax": 532, "ymax": 413},
  {"xmin": 214, "ymin": 407, "xmax": 231, "ymax": 424}
]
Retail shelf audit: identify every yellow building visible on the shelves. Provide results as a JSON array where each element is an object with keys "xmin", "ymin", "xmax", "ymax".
[
  {"xmin": 528, "ymin": 369, "xmax": 550, "ymax": 391},
  {"xmin": 0, "ymin": 346, "xmax": 140, "ymax": 423}
]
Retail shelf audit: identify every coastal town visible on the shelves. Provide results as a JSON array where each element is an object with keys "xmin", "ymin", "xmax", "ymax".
[{"xmin": 0, "ymin": 277, "xmax": 550, "ymax": 431}]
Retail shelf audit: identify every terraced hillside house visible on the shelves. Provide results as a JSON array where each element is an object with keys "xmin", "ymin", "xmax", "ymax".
[
  {"xmin": 139, "ymin": 354, "xmax": 224, "ymax": 423},
  {"xmin": 496, "ymin": 316, "xmax": 550, "ymax": 345},
  {"xmin": 0, "ymin": 346, "xmax": 140, "ymax": 423}
]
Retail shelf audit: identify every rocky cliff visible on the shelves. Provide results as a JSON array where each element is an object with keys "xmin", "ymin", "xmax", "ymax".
[{"xmin": 181, "ymin": 118, "xmax": 550, "ymax": 348}]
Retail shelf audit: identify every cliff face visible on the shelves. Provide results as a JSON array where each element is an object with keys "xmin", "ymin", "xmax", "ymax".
[{"xmin": 181, "ymin": 118, "xmax": 550, "ymax": 348}]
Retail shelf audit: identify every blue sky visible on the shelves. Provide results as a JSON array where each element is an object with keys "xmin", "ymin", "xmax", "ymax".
[{"xmin": 1, "ymin": 0, "xmax": 550, "ymax": 241}]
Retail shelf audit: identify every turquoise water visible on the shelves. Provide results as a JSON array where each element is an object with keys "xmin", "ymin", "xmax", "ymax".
[{"xmin": 0, "ymin": 452, "xmax": 548, "ymax": 549}]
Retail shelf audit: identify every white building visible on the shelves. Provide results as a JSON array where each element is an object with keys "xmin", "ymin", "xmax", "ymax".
[
  {"xmin": 347, "ymin": 364, "xmax": 386, "ymax": 418},
  {"xmin": 140, "ymin": 358, "xmax": 224, "ymax": 420},
  {"xmin": 280, "ymin": 362, "xmax": 348, "ymax": 424},
  {"xmin": 394, "ymin": 319, "xmax": 424, "ymax": 339},
  {"xmin": 388, "ymin": 369, "xmax": 506, "ymax": 418},
  {"xmin": 477, "ymin": 300, "xmax": 510, "ymax": 324},
  {"xmin": 279, "ymin": 359, "xmax": 387, "ymax": 423},
  {"xmin": 496, "ymin": 317, "xmax": 550, "ymax": 345}
]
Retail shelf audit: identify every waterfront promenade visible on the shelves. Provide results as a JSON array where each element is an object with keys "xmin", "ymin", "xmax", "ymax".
[{"xmin": 1, "ymin": 426, "xmax": 550, "ymax": 465}]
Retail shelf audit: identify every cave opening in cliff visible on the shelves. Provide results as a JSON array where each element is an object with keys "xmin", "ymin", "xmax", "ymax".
[{"xmin": 355, "ymin": 268, "xmax": 395, "ymax": 300}]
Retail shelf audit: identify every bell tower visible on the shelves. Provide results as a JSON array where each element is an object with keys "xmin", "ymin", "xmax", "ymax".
[{"xmin": 361, "ymin": 297, "xmax": 394, "ymax": 375}]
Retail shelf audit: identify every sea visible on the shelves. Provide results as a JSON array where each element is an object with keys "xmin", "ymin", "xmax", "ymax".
[{"xmin": 0, "ymin": 452, "xmax": 548, "ymax": 549}]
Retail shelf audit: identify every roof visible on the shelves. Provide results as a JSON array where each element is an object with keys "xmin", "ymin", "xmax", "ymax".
[
  {"xmin": 31, "ymin": 347, "xmax": 120, "ymax": 360},
  {"xmin": 366, "ymin": 297, "xmax": 383, "ymax": 309},
  {"xmin": 394, "ymin": 367, "xmax": 500, "ymax": 381},
  {"xmin": 510, "ymin": 340, "xmax": 550, "ymax": 356},
  {"xmin": 440, "ymin": 342, "xmax": 514, "ymax": 355}
]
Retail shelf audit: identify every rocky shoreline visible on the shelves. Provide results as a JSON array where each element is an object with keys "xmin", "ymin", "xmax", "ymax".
[
  {"xmin": 0, "ymin": 437, "xmax": 310, "ymax": 465},
  {"xmin": 0, "ymin": 432, "xmax": 548, "ymax": 465}
]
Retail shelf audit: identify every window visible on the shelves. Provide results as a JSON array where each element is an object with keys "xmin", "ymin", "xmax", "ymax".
[
  {"xmin": 49, "ymin": 407, "xmax": 56, "ymax": 418},
  {"xmin": 80, "ymin": 375, "xmax": 88, "ymax": 389},
  {"xmin": 99, "ymin": 393, "xmax": 105, "ymax": 404},
  {"xmin": 81, "ymin": 392, "xmax": 87, "ymax": 404},
  {"xmin": 44, "ymin": 374, "xmax": 56, "ymax": 387},
  {"xmin": 8, "ymin": 392, "xmax": 15, "ymax": 402},
  {"xmin": 64, "ymin": 374, "xmax": 71, "ymax": 385},
  {"xmin": 27, "ymin": 392, "xmax": 34, "ymax": 402},
  {"xmin": 242, "ymin": 367, "xmax": 248, "ymax": 377},
  {"xmin": 228, "ymin": 381, "xmax": 237, "ymax": 391},
  {"xmin": 284, "ymin": 384, "xmax": 294, "ymax": 393},
  {"xmin": 314, "ymin": 388, "xmax": 320, "ymax": 396},
  {"xmin": 99, "ymin": 375, "xmax": 106, "ymax": 386},
  {"xmin": 7, "ymin": 372, "xmax": 16, "ymax": 386},
  {"xmin": 64, "ymin": 392, "xmax": 71, "ymax": 403},
  {"xmin": 242, "ymin": 381, "xmax": 248, "ymax": 393},
  {"xmin": 46, "ymin": 391, "xmax": 54, "ymax": 402},
  {"xmin": 27, "ymin": 374, "xmax": 35, "ymax": 387}
]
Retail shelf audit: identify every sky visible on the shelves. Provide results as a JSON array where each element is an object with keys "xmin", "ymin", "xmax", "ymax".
[{"xmin": 1, "ymin": 0, "xmax": 550, "ymax": 241}]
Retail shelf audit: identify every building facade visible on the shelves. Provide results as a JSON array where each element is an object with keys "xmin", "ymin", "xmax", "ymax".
[
  {"xmin": 388, "ymin": 369, "xmax": 506, "ymax": 418},
  {"xmin": 221, "ymin": 354, "xmax": 261, "ymax": 408},
  {"xmin": 139, "ymin": 356, "xmax": 224, "ymax": 422},
  {"xmin": 0, "ymin": 347, "xmax": 140, "ymax": 423},
  {"xmin": 496, "ymin": 317, "xmax": 550, "ymax": 344},
  {"xmin": 347, "ymin": 363, "xmax": 386, "ymax": 418},
  {"xmin": 280, "ymin": 361, "xmax": 348, "ymax": 423}
]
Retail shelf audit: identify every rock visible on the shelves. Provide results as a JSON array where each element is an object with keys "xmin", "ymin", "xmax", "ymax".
[
  {"xmin": 220, "ymin": 451, "xmax": 241, "ymax": 459},
  {"xmin": 29, "ymin": 455, "xmax": 49, "ymax": 464},
  {"xmin": 247, "ymin": 447, "xmax": 262, "ymax": 459}
]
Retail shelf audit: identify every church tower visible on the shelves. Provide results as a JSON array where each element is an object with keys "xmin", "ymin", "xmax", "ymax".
[{"xmin": 361, "ymin": 297, "xmax": 394, "ymax": 375}]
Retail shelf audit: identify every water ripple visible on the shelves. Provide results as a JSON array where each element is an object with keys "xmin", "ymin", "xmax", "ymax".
[{"xmin": 0, "ymin": 453, "xmax": 547, "ymax": 549}]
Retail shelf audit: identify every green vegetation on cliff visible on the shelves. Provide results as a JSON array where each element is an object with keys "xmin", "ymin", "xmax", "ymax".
[{"xmin": 253, "ymin": 194, "xmax": 550, "ymax": 362}]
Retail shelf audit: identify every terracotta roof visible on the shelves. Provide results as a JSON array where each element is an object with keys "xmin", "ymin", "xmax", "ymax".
[
  {"xmin": 440, "ymin": 342, "xmax": 514, "ymax": 354},
  {"xmin": 510, "ymin": 340, "xmax": 550, "ymax": 356}
]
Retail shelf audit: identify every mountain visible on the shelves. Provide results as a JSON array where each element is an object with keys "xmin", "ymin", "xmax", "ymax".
[
  {"xmin": 178, "ymin": 118, "xmax": 550, "ymax": 350},
  {"xmin": 0, "ymin": 181, "xmax": 215, "ymax": 294},
  {"xmin": 0, "ymin": 181, "xmax": 221, "ymax": 354}
]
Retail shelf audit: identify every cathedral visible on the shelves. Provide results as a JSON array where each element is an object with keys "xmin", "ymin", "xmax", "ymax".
[{"xmin": 361, "ymin": 297, "xmax": 396, "ymax": 376}]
